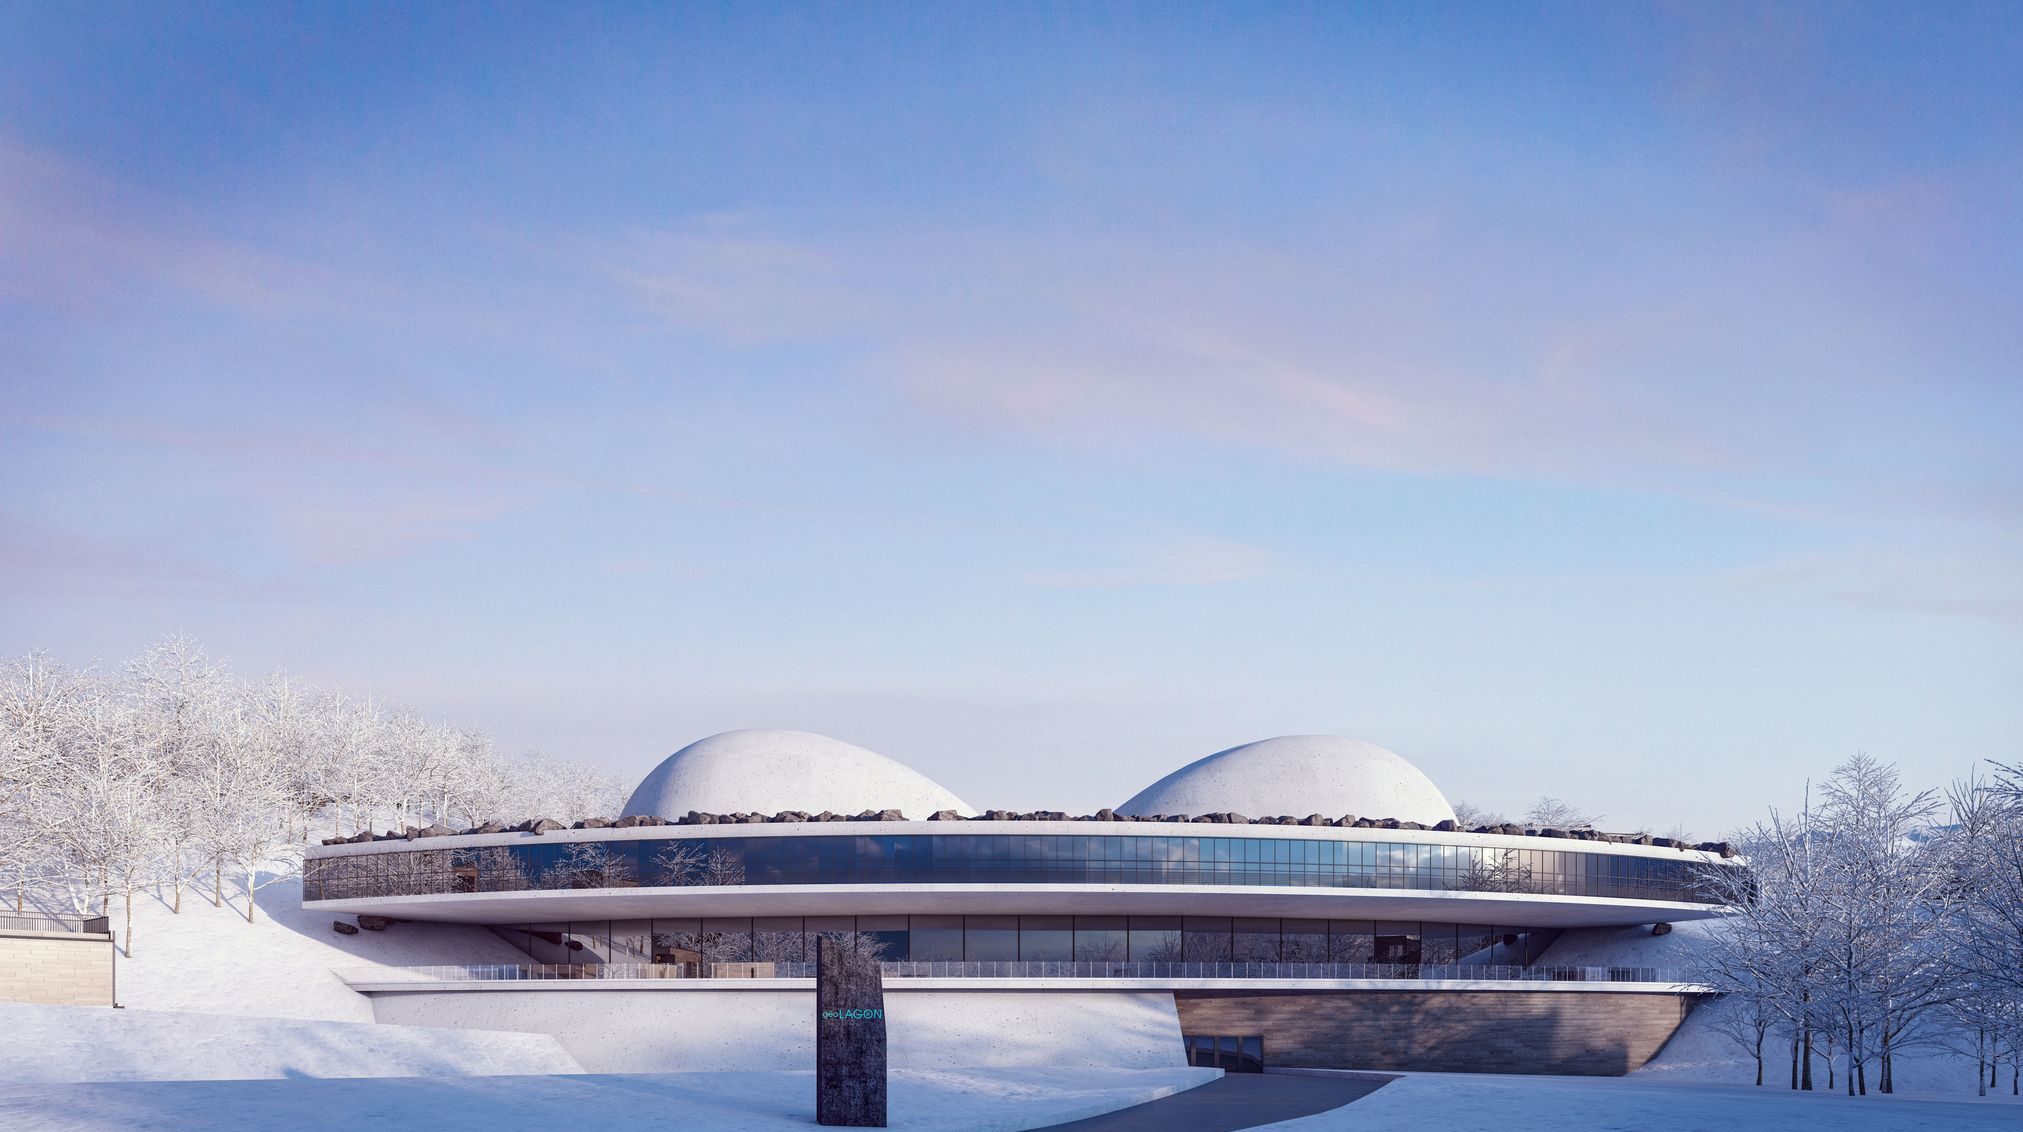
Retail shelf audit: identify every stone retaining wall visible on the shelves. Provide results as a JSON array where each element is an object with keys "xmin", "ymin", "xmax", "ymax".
[
  {"xmin": 1175, "ymin": 988, "xmax": 1697, "ymax": 1076},
  {"xmin": 0, "ymin": 928, "xmax": 116, "ymax": 1007}
]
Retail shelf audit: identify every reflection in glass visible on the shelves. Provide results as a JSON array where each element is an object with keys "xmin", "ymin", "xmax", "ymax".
[{"xmin": 1073, "ymin": 917, "xmax": 1128, "ymax": 961}]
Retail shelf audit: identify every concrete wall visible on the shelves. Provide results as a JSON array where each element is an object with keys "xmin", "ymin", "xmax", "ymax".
[
  {"xmin": 368, "ymin": 988, "xmax": 1186, "ymax": 1074},
  {"xmin": 1175, "ymin": 989, "xmax": 1697, "ymax": 1076},
  {"xmin": 0, "ymin": 929, "xmax": 115, "ymax": 1007}
]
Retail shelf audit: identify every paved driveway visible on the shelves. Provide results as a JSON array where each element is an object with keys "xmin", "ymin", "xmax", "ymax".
[{"xmin": 1035, "ymin": 1071, "xmax": 1394, "ymax": 1132}]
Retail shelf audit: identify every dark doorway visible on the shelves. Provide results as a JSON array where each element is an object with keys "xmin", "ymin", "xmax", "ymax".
[{"xmin": 1184, "ymin": 1034, "xmax": 1264, "ymax": 1073}]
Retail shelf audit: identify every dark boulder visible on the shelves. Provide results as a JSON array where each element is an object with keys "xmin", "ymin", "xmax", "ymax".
[
  {"xmin": 522, "ymin": 818, "xmax": 564, "ymax": 835},
  {"xmin": 1432, "ymin": 819, "xmax": 1458, "ymax": 832},
  {"xmin": 411, "ymin": 823, "xmax": 456, "ymax": 839},
  {"xmin": 928, "ymin": 809, "xmax": 963, "ymax": 821},
  {"xmin": 1651, "ymin": 922, "xmax": 1674, "ymax": 936},
  {"xmin": 876, "ymin": 809, "xmax": 906, "ymax": 822},
  {"xmin": 466, "ymin": 821, "xmax": 508, "ymax": 835},
  {"xmin": 332, "ymin": 920, "xmax": 360, "ymax": 935},
  {"xmin": 357, "ymin": 915, "xmax": 393, "ymax": 931},
  {"xmin": 1538, "ymin": 827, "xmax": 1567, "ymax": 838}
]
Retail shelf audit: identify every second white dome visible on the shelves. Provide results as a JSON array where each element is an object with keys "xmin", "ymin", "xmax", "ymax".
[{"xmin": 1117, "ymin": 735, "xmax": 1455, "ymax": 824}]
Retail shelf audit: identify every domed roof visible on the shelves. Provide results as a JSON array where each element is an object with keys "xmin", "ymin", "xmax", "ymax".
[
  {"xmin": 1117, "ymin": 735, "xmax": 1455, "ymax": 824},
  {"xmin": 622, "ymin": 729, "xmax": 974, "ymax": 819}
]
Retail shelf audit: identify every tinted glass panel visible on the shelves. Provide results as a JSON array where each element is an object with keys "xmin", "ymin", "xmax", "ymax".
[{"xmin": 305, "ymin": 833, "xmax": 1720, "ymax": 906}]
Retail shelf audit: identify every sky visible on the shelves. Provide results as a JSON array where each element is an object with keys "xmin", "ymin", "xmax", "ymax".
[{"xmin": 2, "ymin": 3, "xmax": 2019, "ymax": 835}]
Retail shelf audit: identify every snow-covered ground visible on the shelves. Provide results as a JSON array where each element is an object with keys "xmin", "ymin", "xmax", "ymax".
[
  {"xmin": 103, "ymin": 873, "xmax": 533, "ymax": 1022},
  {"xmin": 1260, "ymin": 1071, "xmax": 2020, "ymax": 1130},
  {"xmin": 1544, "ymin": 921, "xmax": 2002, "ymax": 1096},
  {"xmin": 0, "ymin": 1066, "xmax": 1219, "ymax": 1132},
  {"xmin": 0, "ymin": 1002, "xmax": 580, "ymax": 1082}
]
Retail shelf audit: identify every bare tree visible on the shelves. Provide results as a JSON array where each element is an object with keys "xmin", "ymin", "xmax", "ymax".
[{"xmin": 1524, "ymin": 796, "xmax": 1598, "ymax": 829}]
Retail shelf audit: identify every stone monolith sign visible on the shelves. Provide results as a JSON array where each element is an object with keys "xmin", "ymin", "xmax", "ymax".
[{"xmin": 815, "ymin": 936, "xmax": 887, "ymax": 1126}]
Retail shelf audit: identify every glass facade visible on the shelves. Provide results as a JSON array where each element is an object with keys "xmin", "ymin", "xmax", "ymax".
[
  {"xmin": 485, "ymin": 914, "xmax": 1564, "ymax": 965},
  {"xmin": 306, "ymin": 832, "xmax": 1717, "ymax": 904}
]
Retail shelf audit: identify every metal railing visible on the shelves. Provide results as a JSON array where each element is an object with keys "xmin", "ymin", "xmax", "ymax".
[
  {"xmin": 339, "ymin": 960, "xmax": 1692, "ymax": 984},
  {"xmin": 0, "ymin": 913, "xmax": 110, "ymax": 934}
]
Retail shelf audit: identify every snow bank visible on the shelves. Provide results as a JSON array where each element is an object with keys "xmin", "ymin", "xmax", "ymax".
[
  {"xmin": 1258, "ymin": 1071, "xmax": 2019, "ymax": 1130},
  {"xmin": 0, "ymin": 1065, "xmax": 1219, "ymax": 1132},
  {"xmin": 0, "ymin": 1002, "xmax": 580, "ymax": 1082},
  {"xmin": 1532, "ymin": 918, "xmax": 1717, "ymax": 969},
  {"xmin": 1537, "ymin": 922, "xmax": 1999, "ymax": 1095},
  {"xmin": 106, "ymin": 873, "xmax": 532, "ymax": 1022}
]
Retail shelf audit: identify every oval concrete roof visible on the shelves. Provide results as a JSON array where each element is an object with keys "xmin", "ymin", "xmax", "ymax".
[
  {"xmin": 1117, "ymin": 735, "xmax": 1455, "ymax": 824},
  {"xmin": 622, "ymin": 729, "xmax": 974, "ymax": 819}
]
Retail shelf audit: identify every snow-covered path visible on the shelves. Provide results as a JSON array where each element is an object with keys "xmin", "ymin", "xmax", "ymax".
[
  {"xmin": 0, "ymin": 1066, "xmax": 1218, "ymax": 1132},
  {"xmin": 1255, "ymin": 1071, "xmax": 2021, "ymax": 1131}
]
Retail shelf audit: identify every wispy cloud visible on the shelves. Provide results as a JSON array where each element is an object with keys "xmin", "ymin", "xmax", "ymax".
[
  {"xmin": 1024, "ymin": 535, "xmax": 1278, "ymax": 589},
  {"xmin": 1724, "ymin": 551, "xmax": 2023, "ymax": 630}
]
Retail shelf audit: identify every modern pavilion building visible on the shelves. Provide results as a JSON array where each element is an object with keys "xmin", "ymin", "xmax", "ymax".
[{"xmin": 305, "ymin": 731, "xmax": 1740, "ymax": 1076}]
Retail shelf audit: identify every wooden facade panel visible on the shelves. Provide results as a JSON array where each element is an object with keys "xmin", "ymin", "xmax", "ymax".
[{"xmin": 1175, "ymin": 989, "xmax": 1696, "ymax": 1076}]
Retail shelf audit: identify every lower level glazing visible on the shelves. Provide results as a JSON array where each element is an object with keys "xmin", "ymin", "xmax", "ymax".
[{"xmin": 498, "ymin": 913, "xmax": 1565, "ymax": 968}]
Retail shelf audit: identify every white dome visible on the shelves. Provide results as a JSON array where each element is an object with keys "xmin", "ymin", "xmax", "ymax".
[
  {"xmin": 622, "ymin": 729, "xmax": 973, "ymax": 819},
  {"xmin": 1117, "ymin": 736, "xmax": 1455, "ymax": 824}
]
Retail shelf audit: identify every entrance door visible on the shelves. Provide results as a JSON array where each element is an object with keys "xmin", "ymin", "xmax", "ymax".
[{"xmin": 1184, "ymin": 1034, "xmax": 1264, "ymax": 1073}]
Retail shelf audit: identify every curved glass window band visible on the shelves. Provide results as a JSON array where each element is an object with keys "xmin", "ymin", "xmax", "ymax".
[{"xmin": 304, "ymin": 834, "xmax": 1722, "ymax": 905}]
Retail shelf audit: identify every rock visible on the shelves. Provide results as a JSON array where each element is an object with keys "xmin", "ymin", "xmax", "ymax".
[
  {"xmin": 1094, "ymin": 808, "xmax": 1119, "ymax": 822},
  {"xmin": 876, "ymin": 809, "xmax": 905, "ymax": 822},
  {"xmin": 1375, "ymin": 818, "xmax": 1400, "ymax": 829},
  {"xmin": 320, "ymin": 837, "xmax": 346, "ymax": 846},
  {"xmin": 332, "ymin": 920, "xmax": 360, "ymax": 935},
  {"xmin": 357, "ymin": 915, "xmax": 392, "ymax": 931},
  {"xmin": 772, "ymin": 811, "xmax": 811, "ymax": 823},
  {"xmin": 814, "ymin": 811, "xmax": 839, "ymax": 822},
  {"xmin": 928, "ymin": 809, "xmax": 962, "ymax": 821},
  {"xmin": 346, "ymin": 831, "xmax": 375, "ymax": 844},
  {"xmin": 1397, "ymin": 821, "xmax": 1426, "ymax": 831},
  {"xmin": 1538, "ymin": 827, "xmax": 1566, "ymax": 838},
  {"xmin": 1222, "ymin": 813, "xmax": 1249, "ymax": 824},
  {"xmin": 1652, "ymin": 836, "xmax": 1677, "ymax": 848},
  {"xmin": 613, "ymin": 815, "xmax": 662, "ymax": 828},
  {"xmin": 1433, "ymin": 819, "xmax": 1458, "ymax": 832},
  {"xmin": 412, "ymin": 823, "xmax": 456, "ymax": 839},
  {"xmin": 1651, "ymin": 922, "xmax": 1674, "ymax": 936},
  {"xmin": 466, "ymin": 821, "xmax": 508, "ymax": 835},
  {"xmin": 985, "ymin": 809, "xmax": 1018, "ymax": 821},
  {"xmin": 580, "ymin": 817, "xmax": 613, "ymax": 829},
  {"xmin": 523, "ymin": 818, "xmax": 564, "ymax": 835},
  {"xmin": 1351, "ymin": 818, "xmax": 1375, "ymax": 828}
]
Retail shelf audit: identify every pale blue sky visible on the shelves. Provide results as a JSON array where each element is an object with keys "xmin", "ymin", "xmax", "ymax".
[{"xmin": 2, "ymin": 4, "xmax": 2018, "ymax": 833}]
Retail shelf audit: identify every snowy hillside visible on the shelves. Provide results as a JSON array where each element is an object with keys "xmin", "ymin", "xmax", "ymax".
[
  {"xmin": 1541, "ymin": 922, "xmax": 2001, "ymax": 1095},
  {"xmin": 106, "ymin": 872, "xmax": 531, "ymax": 1023},
  {"xmin": 0, "ymin": 1003, "xmax": 579, "ymax": 1082}
]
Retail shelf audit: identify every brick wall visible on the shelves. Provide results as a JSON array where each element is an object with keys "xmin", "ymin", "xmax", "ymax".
[
  {"xmin": 0, "ymin": 929, "xmax": 116, "ymax": 1007},
  {"xmin": 1175, "ymin": 988, "xmax": 1697, "ymax": 1076}
]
